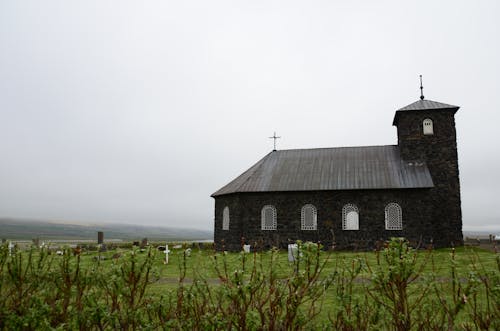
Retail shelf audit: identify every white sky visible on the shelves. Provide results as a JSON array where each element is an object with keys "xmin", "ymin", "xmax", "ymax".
[{"xmin": 1, "ymin": 1, "xmax": 499, "ymax": 231}]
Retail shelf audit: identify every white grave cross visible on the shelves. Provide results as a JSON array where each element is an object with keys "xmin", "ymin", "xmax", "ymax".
[{"xmin": 164, "ymin": 245, "xmax": 171, "ymax": 264}]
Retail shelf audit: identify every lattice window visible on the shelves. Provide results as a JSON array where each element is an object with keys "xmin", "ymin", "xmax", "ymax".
[
  {"xmin": 423, "ymin": 118, "xmax": 434, "ymax": 135},
  {"xmin": 301, "ymin": 204, "xmax": 317, "ymax": 230},
  {"xmin": 261, "ymin": 205, "xmax": 277, "ymax": 230},
  {"xmin": 222, "ymin": 206, "xmax": 230, "ymax": 230},
  {"xmin": 385, "ymin": 203, "xmax": 402, "ymax": 230},
  {"xmin": 342, "ymin": 204, "xmax": 359, "ymax": 230}
]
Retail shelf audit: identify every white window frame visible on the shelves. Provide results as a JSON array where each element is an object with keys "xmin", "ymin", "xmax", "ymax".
[
  {"xmin": 261, "ymin": 205, "xmax": 277, "ymax": 230},
  {"xmin": 385, "ymin": 203, "xmax": 402, "ymax": 230},
  {"xmin": 222, "ymin": 206, "xmax": 230, "ymax": 230},
  {"xmin": 423, "ymin": 118, "xmax": 434, "ymax": 135},
  {"xmin": 301, "ymin": 204, "xmax": 317, "ymax": 230},
  {"xmin": 342, "ymin": 204, "xmax": 359, "ymax": 230}
]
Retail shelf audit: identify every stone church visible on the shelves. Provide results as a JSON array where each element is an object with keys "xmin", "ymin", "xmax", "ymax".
[{"xmin": 211, "ymin": 95, "xmax": 463, "ymax": 251}]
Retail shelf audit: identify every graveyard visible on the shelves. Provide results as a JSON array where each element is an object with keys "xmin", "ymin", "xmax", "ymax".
[{"xmin": 0, "ymin": 238, "xmax": 498, "ymax": 330}]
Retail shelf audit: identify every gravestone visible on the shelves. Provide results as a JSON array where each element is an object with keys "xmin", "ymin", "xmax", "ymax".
[
  {"xmin": 97, "ymin": 231, "xmax": 104, "ymax": 244},
  {"xmin": 288, "ymin": 244, "xmax": 298, "ymax": 262},
  {"xmin": 243, "ymin": 244, "xmax": 251, "ymax": 253},
  {"xmin": 141, "ymin": 238, "xmax": 148, "ymax": 248}
]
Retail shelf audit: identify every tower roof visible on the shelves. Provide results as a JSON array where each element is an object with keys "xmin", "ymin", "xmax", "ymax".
[
  {"xmin": 397, "ymin": 99, "xmax": 459, "ymax": 111},
  {"xmin": 211, "ymin": 145, "xmax": 434, "ymax": 197},
  {"xmin": 393, "ymin": 99, "xmax": 459, "ymax": 126}
]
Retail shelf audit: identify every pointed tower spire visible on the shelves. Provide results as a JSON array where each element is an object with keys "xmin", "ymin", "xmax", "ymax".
[{"xmin": 420, "ymin": 75, "xmax": 425, "ymax": 100}]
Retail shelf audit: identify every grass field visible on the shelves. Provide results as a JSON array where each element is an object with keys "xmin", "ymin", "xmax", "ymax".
[{"xmin": 1, "ymin": 240, "xmax": 499, "ymax": 330}]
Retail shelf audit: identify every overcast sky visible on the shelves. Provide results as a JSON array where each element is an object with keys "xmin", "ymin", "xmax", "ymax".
[{"xmin": 1, "ymin": 1, "xmax": 499, "ymax": 231}]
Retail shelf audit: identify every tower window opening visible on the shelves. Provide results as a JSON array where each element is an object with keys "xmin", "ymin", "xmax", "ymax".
[{"xmin": 423, "ymin": 118, "xmax": 434, "ymax": 135}]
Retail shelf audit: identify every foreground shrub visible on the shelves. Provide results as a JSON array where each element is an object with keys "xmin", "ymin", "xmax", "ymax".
[{"xmin": 0, "ymin": 240, "xmax": 498, "ymax": 330}]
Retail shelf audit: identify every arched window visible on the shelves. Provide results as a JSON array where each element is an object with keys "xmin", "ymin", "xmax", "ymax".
[
  {"xmin": 222, "ymin": 206, "xmax": 230, "ymax": 230},
  {"xmin": 342, "ymin": 204, "xmax": 359, "ymax": 230},
  {"xmin": 301, "ymin": 204, "xmax": 317, "ymax": 230},
  {"xmin": 385, "ymin": 203, "xmax": 402, "ymax": 230},
  {"xmin": 423, "ymin": 118, "xmax": 434, "ymax": 135},
  {"xmin": 261, "ymin": 205, "xmax": 277, "ymax": 230}
]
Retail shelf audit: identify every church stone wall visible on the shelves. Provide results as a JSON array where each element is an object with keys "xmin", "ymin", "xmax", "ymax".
[{"xmin": 214, "ymin": 188, "xmax": 459, "ymax": 251}]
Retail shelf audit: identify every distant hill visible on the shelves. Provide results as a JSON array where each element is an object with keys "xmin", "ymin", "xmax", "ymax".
[
  {"xmin": 0, "ymin": 218, "xmax": 212, "ymax": 241},
  {"xmin": 463, "ymin": 230, "xmax": 499, "ymax": 239}
]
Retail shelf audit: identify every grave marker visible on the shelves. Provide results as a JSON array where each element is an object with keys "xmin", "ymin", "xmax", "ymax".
[
  {"xmin": 97, "ymin": 231, "xmax": 104, "ymax": 244},
  {"xmin": 288, "ymin": 244, "xmax": 298, "ymax": 262},
  {"xmin": 164, "ymin": 245, "xmax": 171, "ymax": 264}
]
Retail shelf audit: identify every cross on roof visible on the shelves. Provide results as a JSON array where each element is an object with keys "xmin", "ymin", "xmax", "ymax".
[{"xmin": 269, "ymin": 132, "xmax": 281, "ymax": 151}]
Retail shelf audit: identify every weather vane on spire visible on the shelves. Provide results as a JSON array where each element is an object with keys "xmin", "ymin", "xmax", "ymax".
[
  {"xmin": 269, "ymin": 132, "xmax": 281, "ymax": 151},
  {"xmin": 420, "ymin": 75, "xmax": 425, "ymax": 100}
]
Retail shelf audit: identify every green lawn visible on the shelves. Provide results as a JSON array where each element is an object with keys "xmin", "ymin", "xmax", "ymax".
[{"xmin": 80, "ymin": 244, "xmax": 497, "ymax": 283}]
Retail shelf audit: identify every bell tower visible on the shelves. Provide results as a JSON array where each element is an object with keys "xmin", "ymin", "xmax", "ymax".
[{"xmin": 393, "ymin": 95, "xmax": 463, "ymax": 247}]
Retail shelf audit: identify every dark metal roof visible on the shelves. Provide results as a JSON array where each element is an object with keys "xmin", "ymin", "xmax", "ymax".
[
  {"xmin": 212, "ymin": 145, "xmax": 434, "ymax": 197},
  {"xmin": 397, "ymin": 99, "xmax": 459, "ymax": 111},
  {"xmin": 393, "ymin": 99, "xmax": 460, "ymax": 125}
]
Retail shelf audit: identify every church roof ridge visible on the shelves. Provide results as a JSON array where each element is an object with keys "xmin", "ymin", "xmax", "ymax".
[{"xmin": 272, "ymin": 144, "xmax": 398, "ymax": 153}]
